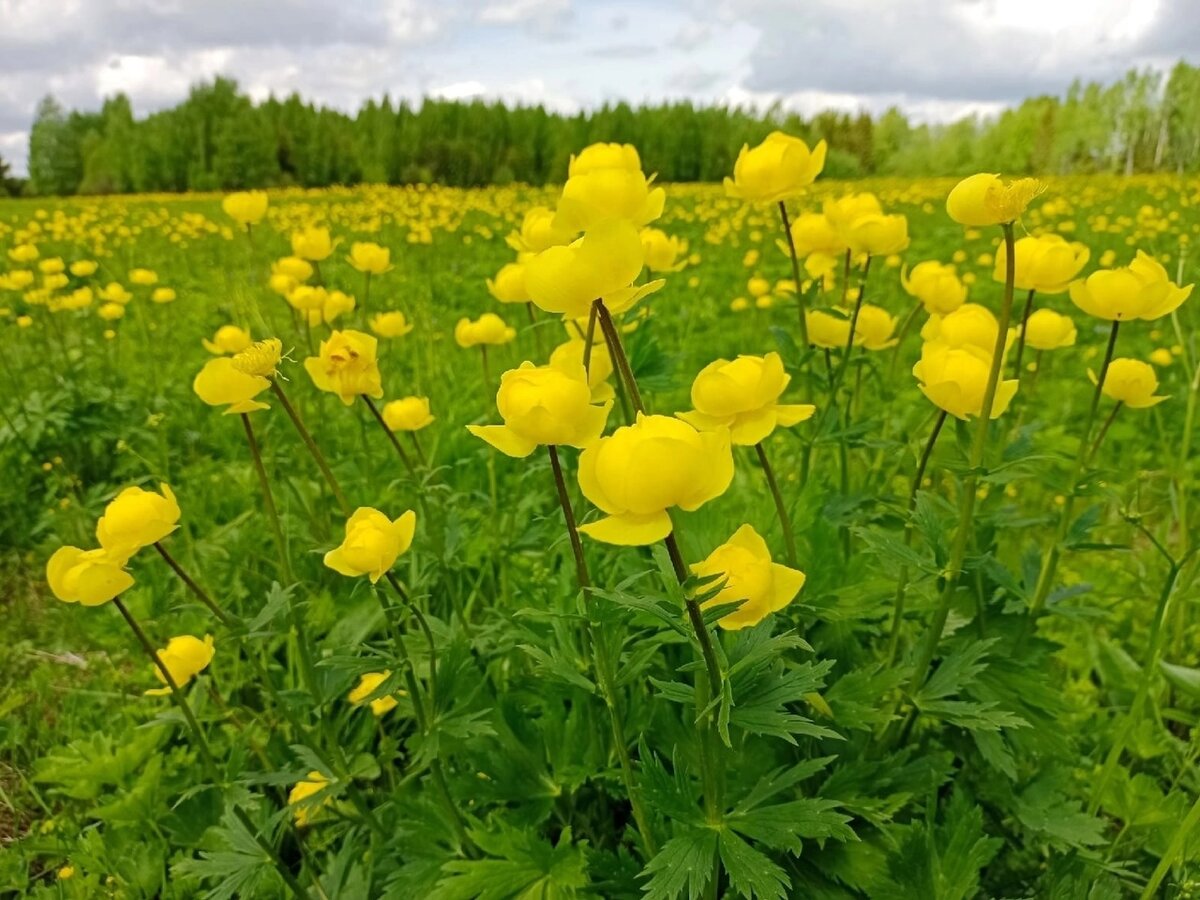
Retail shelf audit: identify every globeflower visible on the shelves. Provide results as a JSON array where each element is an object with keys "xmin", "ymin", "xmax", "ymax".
[
  {"xmin": 902, "ymin": 261, "xmax": 968, "ymax": 316},
  {"xmin": 289, "ymin": 772, "xmax": 331, "ymax": 826},
  {"xmin": 100, "ymin": 282, "xmax": 132, "ymax": 304},
  {"xmin": 784, "ymin": 213, "xmax": 845, "ymax": 258},
  {"xmin": 348, "ymin": 671, "xmax": 399, "ymax": 716},
  {"xmin": 468, "ymin": 359, "xmax": 611, "ymax": 457},
  {"xmin": 324, "ymin": 508, "xmax": 416, "ymax": 582},
  {"xmin": 486, "ymin": 262, "xmax": 529, "ymax": 304},
  {"xmin": 913, "ymin": 343, "xmax": 1018, "ymax": 420},
  {"xmin": 38, "ymin": 258, "xmax": 65, "ymax": 275},
  {"xmin": 854, "ymin": 304, "xmax": 899, "ymax": 350},
  {"xmin": 382, "ymin": 396, "xmax": 434, "ymax": 432},
  {"xmin": 554, "ymin": 166, "xmax": 666, "ymax": 234},
  {"xmin": 506, "ymin": 206, "xmax": 575, "ymax": 253},
  {"xmin": 232, "ymin": 338, "xmax": 283, "ymax": 378},
  {"xmin": 69, "ymin": 260, "xmax": 98, "ymax": 277},
  {"xmin": 96, "ymin": 484, "xmax": 181, "ymax": 556},
  {"xmin": 347, "ymin": 242, "xmax": 391, "ymax": 275},
  {"xmin": 993, "ymin": 234, "xmax": 1089, "ymax": 294},
  {"xmin": 843, "ymin": 213, "xmax": 910, "ymax": 256},
  {"xmin": 151, "ymin": 287, "xmax": 176, "ymax": 304},
  {"xmin": 193, "ymin": 357, "xmax": 270, "ymax": 414},
  {"xmin": 273, "ymin": 256, "xmax": 314, "ymax": 283},
  {"xmin": 946, "ymin": 173, "xmax": 1044, "ymax": 226},
  {"xmin": 549, "ymin": 336, "xmax": 614, "ymax": 402},
  {"xmin": 46, "ymin": 546, "xmax": 134, "ymax": 606},
  {"xmin": 303, "ymin": 289, "xmax": 355, "ymax": 326},
  {"xmin": 692, "ymin": 524, "xmax": 806, "ymax": 631},
  {"xmin": 678, "ymin": 352, "xmax": 814, "ymax": 445},
  {"xmin": 203, "ymin": 325, "xmax": 253, "ymax": 355},
  {"xmin": 8, "ymin": 244, "xmax": 38, "ymax": 263},
  {"xmin": 920, "ymin": 303, "xmax": 1004, "ymax": 354},
  {"xmin": 454, "ymin": 313, "xmax": 515, "ymax": 348},
  {"xmin": 1023, "ymin": 309, "xmax": 1077, "ymax": 351},
  {"xmin": 222, "ymin": 191, "xmax": 269, "ymax": 228},
  {"xmin": 98, "ymin": 302, "xmax": 125, "ymax": 322},
  {"xmin": 724, "ymin": 132, "xmax": 827, "ymax": 203},
  {"xmin": 1069, "ymin": 251, "xmax": 1192, "ymax": 321},
  {"xmin": 144, "ymin": 635, "xmax": 215, "ymax": 696},
  {"xmin": 369, "ymin": 311, "xmax": 415, "ymax": 338},
  {"xmin": 640, "ymin": 228, "xmax": 687, "ymax": 272},
  {"xmin": 823, "ymin": 193, "xmax": 882, "ymax": 237},
  {"xmin": 304, "ymin": 329, "xmax": 383, "ymax": 404},
  {"xmin": 577, "ymin": 414, "xmax": 733, "ymax": 545},
  {"xmin": 129, "ymin": 268, "xmax": 157, "ymax": 286},
  {"xmin": 805, "ymin": 309, "xmax": 852, "ymax": 349},
  {"xmin": 525, "ymin": 219, "xmax": 654, "ymax": 319},
  {"xmin": 569, "ymin": 142, "xmax": 644, "ymax": 175},
  {"xmin": 1092, "ymin": 358, "xmax": 1167, "ymax": 408},
  {"xmin": 291, "ymin": 226, "xmax": 336, "ymax": 261}
]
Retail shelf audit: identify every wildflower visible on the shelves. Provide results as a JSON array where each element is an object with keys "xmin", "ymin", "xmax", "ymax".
[
  {"xmin": 1069, "ymin": 251, "xmax": 1192, "ymax": 321},
  {"xmin": 348, "ymin": 671, "xmax": 399, "ymax": 716},
  {"xmin": 193, "ymin": 357, "xmax": 270, "ymax": 414},
  {"xmin": 854, "ymin": 304, "xmax": 899, "ymax": 350},
  {"xmin": 921, "ymin": 303, "xmax": 1003, "ymax": 354},
  {"xmin": 549, "ymin": 336, "xmax": 614, "ymax": 402},
  {"xmin": 1092, "ymin": 358, "xmax": 1167, "ymax": 408},
  {"xmin": 222, "ymin": 191, "xmax": 269, "ymax": 227},
  {"xmin": 232, "ymin": 338, "xmax": 283, "ymax": 378},
  {"xmin": 946, "ymin": 173, "xmax": 1043, "ymax": 226},
  {"xmin": 291, "ymin": 226, "xmax": 336, "ymax": 261},
  {"xmin": 369, "ymin": 311, "xmax": 415, "ymax": 338},
  {"xmin": 554, "ymin": 152, "xmax": 666, "ymax": 233},
  {"xmin": 347, "ymin": 242, "xmax": 392, "ymax": 275},
  {"xmin": 454, "ymin": 313, "xmax": 516, "ymax": 348},
  {"xmin": 151, "ymin": 287, "xmax": 176, "ymax": 304},
  {"xmin": 640, "ymin": 228, "xmax": 688, "ymax": 272},
  {"xmin": 679, "ymin": 352, "xmax": 814, "ymax": 445},
  {"xmin": 486, "ymin": 262, "xmax": 529, "ymax": 304},
  {"xmin": 993, "ymin": 234, "xmax": 1089, "ymax": 294},
  {"xmin": 784, "ymin": 213, "xmax": 845, "ymax": 257},
  {"xmin": 902, "ymin": 261, "xmax": 968, "ymax": 315},
  {"xmin": 96, "ymin": 484, "xmax": 181, "ymax": 556},
  {"xmin": 273, "ymin": 256, "xmax": 314, "ymax": 283},
  {"xmin": 525, "ymin": 219, "xmax": 657, "ymax": 318},
  {"xmin": 724, "ymin": 132, "xmax": 827, "ymax": 203},
  {"xmin": 468, "ymin": 359, "xmax": 610, "ymax": 457},
  {"xmin": 288, "ymin": 772, "xmax": 331, "ymax": 826},
  {"xmin": 1023, "ymin": 310, "xmax": 1077, "ymax": 351},
  {"xmin": 506, "ymin": 206, "xmax": 575, "ymax": 253},
  {"xmin": 577, "ymin": 414, "xmax": 733, "ymax": 545},
  {"xmin": 203, "ymin": 325, "xmax": 253, "ymax": 355},
  {"xmin": 69, "ymin": 260, "xmax": 98, "ymax": 277},
  {"xmin": 692, "ymin": 524, "xmax": 806, "ymax": 630},
  {"xmin": 382, "ymin": 396, "xmax": 434, "ymax": 431},
  {"xmin": 98, "ymin": 303, "xmax": 124, "ymax": 322},
  {"xmin": 913, "ymin": 344, "xmax": 1018, "ymax": 420},
  {"xmin": 46, "ymin": 546, "xmax": 133, "ymax": 606},
  {"xmin": 8, "ymin": 244, "xmax": 38, "ymax": 263},
  {"xmin": 304, "ymin": 330, "xmax": 383, "ymax": 404},
  {"xmin": 805, "ymin": 309, "xmax": 852, "ymax": 348},
  {"xmin": 843, "ymin": 213, "xmax": 910, "ymax": 256},
  {"xmin": 129, "ymin": 268, "xmax": 157, "ymax": 286},
  {"xmin": 324, "ymin": 508, "xmax": 416, "ymax": 582},
  {"xmin": 145, "ymin": 635, "xmax": 215, "ymax": 696}
]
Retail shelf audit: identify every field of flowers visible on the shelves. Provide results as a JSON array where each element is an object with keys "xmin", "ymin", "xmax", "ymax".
[{"xmin": 1, "ymin": 141, "xmax": 1199, "ymax": 898}]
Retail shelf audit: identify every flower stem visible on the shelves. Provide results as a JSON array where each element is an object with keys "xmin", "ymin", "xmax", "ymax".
[
  {"xmin": 526, "ymin": 303, "xmax": 545, "ymax": 359},
  {"xmin": 547, "ymin": 444, "xmax": 658, "ymax": 856},
  {"xmin": 1142, "ymin": 785, "xmax": 1200, "ymax": 899},
  {"xmin": 361, "ymin": 395, "xmax": 416, "ymax": 477},
  {"xmin": 583, "ymin": 300, "xmax": 599, "ymax": 378},
  {"xmin": 269, "ymin": 379, "xmax": 351, "ymax": 516},
  {"xmin": 596, "ymin": 300, "xmax": 644, "ymax": 413},
  {"xmin": 111, "ymin": 597, "xmax": 309, "ymax": 899},
  {"xmin": 903, "ymin": 223, "xmax": 1018, "ymax": 704},
  {"xmin": 1012, "ymin": 288, "xmax": 1036, "ymax": 378},
  {"xmin": 885, "ymin": 409, "xmax": 948, "ymax": 666},
  {"xmin": 154, "ymin": 542, "xmax": 230, "ymax": 626},
  {"xmin": 240, "ymin": 414, "xmax": 294, "ymax": 582},
  {"xmin": 480, "ymin": 346, "xmax": 493, "ymax": 398},
  {"xmin": 754, "ymin": 442, "xmax": 798, "ymax": 567},
  {"xmin": 1027, "ymin": 319, "xmax": 1120, "ymax": 619},
  {"xmin": 777, "ymin": 201, "xmax": 810, "ymax": 346}
]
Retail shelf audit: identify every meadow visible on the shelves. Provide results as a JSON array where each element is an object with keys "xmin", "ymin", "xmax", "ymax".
[{"xmin": 1, "ymin": 149, "xmax": 1199, "ymax": 898}]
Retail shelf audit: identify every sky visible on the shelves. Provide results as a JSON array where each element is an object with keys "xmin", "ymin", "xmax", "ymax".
[{"xmin": 1, "ymin": 0, "xmax": 1195, "ymax": 176}]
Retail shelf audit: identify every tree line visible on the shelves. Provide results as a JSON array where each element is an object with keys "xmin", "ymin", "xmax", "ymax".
[{"xmin": 11, "ymin": 61, "xmax": 1200, "ymax": 197}]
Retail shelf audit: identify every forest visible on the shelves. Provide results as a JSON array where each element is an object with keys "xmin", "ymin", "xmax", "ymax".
[{"xmin": 9, "ymin": 61, "xmax": 1200, "ymax": 196}]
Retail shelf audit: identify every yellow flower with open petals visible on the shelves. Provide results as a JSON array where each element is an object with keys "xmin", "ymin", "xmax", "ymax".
[
  {"xmin": 46, "ymin": 546, "xmax": 133, "ymax": 606},
  {"xmin": 993, "ymin": 234, "xmax": 1089, "ymax": 294},
  {"xmin": 304, "ymin": 330, "xmax": 383, "ymax": 404},
  {"xmin": 902, "ymin": 261, "xmax": 967, "ymax": 315},
  {"xmin": 193, "ymin": 357, "xmax": 270, "ymax": 414},
  {"xmin": 382, "ymin": 396, "xmax": 434, "ymax": 432},
  {"xmin": 679, "ymin": 352, "xmax": 814, "ymax": 446},
  {"xmin": 291, "ymin": 226, "xmax": 336, "ymax": 261},
  {"xmin": 347, "ymin": 242, "xmax": 391, "ymax": 275},
  {"xmin": 724, "ymin": 132, "xmax": 826, "ymax": 203},
  {"xmin": 324, "ymin": 508, "xmax": 416, "ymax": 582},
  {"xmin": 487, "ymin": 262, "xmax": 529, "ymax": 304},
  {"xmin": 370, "ymin": 311, "xmax": 414, "ymax": 338},
  {"xmin": 913, "ymin": 343, "xmax": 1017, "ymax": 420},
  {"xmin": 1069, "ymin": 251, "xmax": 1192, "ymax": 321},
  {"xmin": 525, "ymin": 219, "xmax": 654, "ymax": 319},
  {"xmin": 289, "ymin": 771, "xmax": 331, "ymax": 826}
]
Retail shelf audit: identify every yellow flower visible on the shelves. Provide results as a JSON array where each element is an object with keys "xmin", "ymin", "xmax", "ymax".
[
  {"xmin": 920, "ymin": 303, "xmax": 1002, "ymax": 354},
  {"xmin": 145, "ymin": 634, "xmax": 215, "ymax": 696},
  {"xmin": 487, "ymin": 262, "xmax": 529, "ymax": 304},
  {"xmin": 97, "ymin": 302, "xmax": 124, "ymax": 322},
  {"xmin": 193, "ymin": 357, "xmax": 270, "ymax": 414},
  {"xmin": 569, "ymin": 142, "xmax": 644, "ymax": 175},
  {"xmin": 1149, "ymin": 347, "xmax": 1174, "ymax": 366},
  {"xmin": 231, "ymin": 338, "xmax": 283, "ymax": 378},
  {"xmin": 348, "ymin": 671, "xmax": 399, "ymax": 716},
  {"xmin": 468, "ymin": 358, "xmax": 611, "ymax": 457},
  {"xmin": 96, "ymin": 484, "xmax": 181, "ymax": 556},
  {"xmin": 304, "ymin": 289, "xmax": 355, "ymax": 326},
  {"xmin": 843, "ymin": 213, "xmax": 910, "ymax": 256},
  {"xmin": 46, "ymin": 546, "xmax": 133, "ymax": 606},
  {"xmin": 1092, "ymin": 358, "xmax": 1167, "ymax": 408},
  {"xmin": 823, "ymin": 193, "xmax": 882, "ymax": 236},
  {"xmin": 1023, "ymin": 309, "xmax": 1076, "ymax": 351},
  {"xmin": 370, "ymin": 310, "xmax": 415, "ymax": 338},
  {"xmin": 805, "ymin": 309, "xmax": 852, "ymax": 349},
  {"xmin": 222, "ymin": 191, "xmax": 269, "ymax": 227},
  {"xmin": 805, "ymin": 252, "xmax": 839, "ymax": 292},
  {"xmin": 57, "ymin": 866, "xmax": 75, "ymax": 881},
  {"xmin": 577, "ymin": 413, "xmax": 733, "ymax": 545},
  {"xmin": 785, "ymin": 213, "xmax": 845, "ymax": 257},
  {"xmin": 203, "ymin": 325, "xmax": 253, "ymax": 355},
  {"xmin": 692, "ymin": 524, "xmax": 806, "ymax": 630},
  {"xmin": 347, "ymin": 242, "xmax": 392, "ymax": 275},
  {"xmin": 993, "ymin": 234, "xmax": 1089, "ymax": 294},
  {"xmin": 382, "ymin": 396, "xmax": 434, "ymax": 431},
  {"xmin": 553, "ymin": 166, "xmax": 666, "ymax": 234},
  {"xmin": 304, "ymin": 330, "xmax": 383, "ymax": 404},
  {"xmin": 38, "ymin": 257, "xmax": 65, "ymax": 275},
  {"xmin": 291, "ymin": 226, "xmax": 336, "ymax": 261},
  {"xmin": 1069, "ymin": 251, "xmax": 1192, "ymax": 321},
  {"xmin": 913, "ymin": 343, "xmax": 1018, "ymax": 420},
  {"xmin": 286, "ymin": 284, "xmax": 328, "ymax": 312},
  {"xmin": 129, "ymin": 268, "xmax": 157, "ymax": 286},
  {"xmin": 506, "ymin": 206, "xmax": 575, "ymax": 253},
  {"xmin": 902, "ymin": 261, "xmax": 967, "ymax": 315},
  {"xmin": 454, "ymin": 313, "xmax": 516, "ymax": 348},
  {"xmin": 100, "ymin": 282, "xmax": 132, "ymax": 304},
  {"xmin": 854, "ymin": 304, "xmax": 899, "ymax": 350},
  {"xmin": 273, "ymin": 256, "xmax": 314, "ymax": 283},
  {"xmin": 151, "ymin": 287, "xmax": 176, "ymax": 304},
  {"xmin": 69, "ymin": 260, "xmax": 98, "ymax": 277},
  {"xmin": 724, "ymin": 132, "xmax": 827, "ymax": 203},
  {"xmin": 288, "ymin": 771, "xmax": 331, "ymax": 827},
  {"xmin": 640, "ymin": 228, "xmax": 688, "ymax": 272},
  {"xmin": 523, "ymin": 218, "xmax": 657, "ymax": 321},
  {"xmin": 324, "ymin": 508, "xmax": 417, "ymax": 582},
  {"xmin": 946, "ymin": 173, "xmax": 1043, "ymax": 226},
  {"xmin": 747, "ymin": 276, "xmax": 771, "ymax": 298},
  {"xmin": 8, "ymin": 243, "xmax": 38, "ymax": 263},
  {"xmin": 549, "ymin": 336, "xmax": 614, "ymax": 402},
  {"xmin": 678, "ymin": 352, "xmax": 814, "ymax": 445}
]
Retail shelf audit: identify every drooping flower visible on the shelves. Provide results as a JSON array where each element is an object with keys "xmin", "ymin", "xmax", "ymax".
[
  {"xmin": 467, "ymin": 359, "xmax": 610, "ymax": 457},
  {"xmin": 679, "ymin": 352, "xmax": 814, "ymax": 445},
  {"xmin": 145, "ymin": 634, "xmax": 215, "ymax": 696},
  {"xmin": 324, "ymin": 508, "xmax": 416, "ymax": 582},
  {"xmin": 692, "ymin": 524, "xmax": 806, "ymax": 631},
  {"xmin": 577, "ymin": 414, "xmax": 733, "ymax": 545}
]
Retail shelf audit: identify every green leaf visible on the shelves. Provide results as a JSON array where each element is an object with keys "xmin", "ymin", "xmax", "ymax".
[
  {"xmin": 432, "ymin": 825, "xmax": 589, "ymax": 900},
  {"xmin": 727, "ymin": 798, "xmax": 856, "ymax": 854},
  {"xmin": 1015, "ymin": 776, "xmax": 1105, "ymax": 847},
  {"xmin": 640, "ymin": 829, "xmax": 718, "ymax": 900},
  {"xmin": 718, "ymin": 828, "xmax": 790, "ymax": 900},
  {"xmin": 1160, "ymin": 660, "xmax": 1200, "ymax": 699}
]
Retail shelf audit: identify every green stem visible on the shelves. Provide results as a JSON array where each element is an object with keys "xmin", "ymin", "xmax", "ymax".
[
  {"xmin": 269, "ymin": 379, "xmax": 351, "ymax": 516},
  {"xmin": 777, "ymin": 200, "xmax": 810, "ymax": 346},
  {"xmin": 362, "ymin": 394, "xmax": 416, "ymax": 477},
  {"xmin": 583, "ymin": 300, "xmax": 599, "ymax": 378},
  {"xmin": 154, "ymin": 543, "xmax": 230, "ymax": 626},
  {"xmin": 1142, "ymin": 787, "xmax": 1200, "ymax": 899},
  {"xmin": 1012, "ymin": 289, "xmax": 1036, "ymax": 378},
  {"xmin": 1027, "ymin": 319, "xmax": 1120, "ymax": 619},
  {"xmin": 596, "ymin": 300, "xmax": 644, "ymax": 413},
  {"xmin": 755, "ymin": 442, "xmax": 798, "ymax": 567}
]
